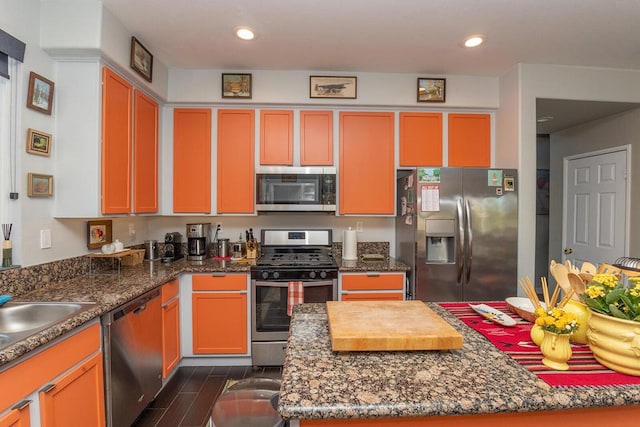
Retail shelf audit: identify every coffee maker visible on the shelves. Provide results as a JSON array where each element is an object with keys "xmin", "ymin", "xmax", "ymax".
[
  {"xmin": 162, "ymin": 232, "xmax": 183, "ymax": 263},
  {"xmin": 186, "ymin": 223, "xmax": 210, "ymax": 261}
]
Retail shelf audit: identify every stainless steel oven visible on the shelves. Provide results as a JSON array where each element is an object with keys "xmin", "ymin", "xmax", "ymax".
[{"xmin": 250, "ymin": 229, "xmax": 338, "ymax": 366}]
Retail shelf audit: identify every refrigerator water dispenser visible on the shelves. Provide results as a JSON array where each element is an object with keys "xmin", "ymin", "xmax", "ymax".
[{"xmin": 425, "ymin": 219, "xmax": 455, "ymax": 263}]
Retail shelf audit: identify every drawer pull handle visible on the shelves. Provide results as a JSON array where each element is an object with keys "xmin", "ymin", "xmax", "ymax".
[
  {"xmin": 11, "ymin": 400, "xmax": 31, "ymax": 410},
  {"xmin": 41, "ymin": 384, "xmax": 56, "ymax": 393},
  {"xmin": 211, "ymin": 272, "xmax": 226, "ymax": 277},
  {"xmin": 366, "ymin": 273, "xmax": 380, "ymax": 277}
]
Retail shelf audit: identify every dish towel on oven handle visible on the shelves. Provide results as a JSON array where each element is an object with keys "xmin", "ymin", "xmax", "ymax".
[{"xmin": 287, "ymin": 281, "xmax": 304, "ymax": 316}]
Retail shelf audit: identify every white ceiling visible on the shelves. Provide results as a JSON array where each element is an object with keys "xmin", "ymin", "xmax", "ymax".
[{"xmin": 101, "ymin": 0, "xmax": 640, "ymax": 131}]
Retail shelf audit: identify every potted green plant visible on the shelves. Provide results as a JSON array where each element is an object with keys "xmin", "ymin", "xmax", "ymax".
[{"xmin": 580, "ymin": 273, "xmax": 640, "ymax": 376}]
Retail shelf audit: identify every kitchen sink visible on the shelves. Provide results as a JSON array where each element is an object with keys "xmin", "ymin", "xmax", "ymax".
[{"xmin": 0, "ymin": 301, "xmax": 96, "ymax": 350}]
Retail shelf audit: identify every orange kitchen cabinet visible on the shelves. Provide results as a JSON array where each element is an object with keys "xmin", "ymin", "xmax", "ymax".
[
  {"xmin": 260, "ymin": 110, "xmax": 293, "ymax": 165},
  {"xmin": 217, "ymin": 109, "xmax": 255, "ymax": 213},
  {"xmin": 0, "ymin": 404, "xmax": 30, "ymax": 427},
  {"xmin": 162, "ymin": 280, "xmax": 180, "ymax": 378},
  {"xmin": 448, "ymin": 113, "xmax": 491, "ymax": 167},
  {"xmin": 133, "ymin": 90, "xmax": 159, "ymax": 213},
  {"xmin": 340, "ymin": 273, "xmax": 405, "ymax": 301},
  {"xmin": 300, "ymin": 110, "xmax": 334, "ymax": 165},
  {"xmin": 192, "ymin": 292, "xmax": 247, "ymax": 354},
  {"xmin": 101, "ymin": 67, "xmax": 132, "ymax": 214},
  {"xmin": 341, "ymin": 292, "xmax": 404, "ymax": 301},
  {"xmin": 0, "ymin": 324, "xmax": 101, "ymax": 413},
  {"xmin": 39, "ymin": 352, "xmax": 105, "ymax": 427},
  {"xmin": 339, "ymin": 112, "xmax": 395, "ymax": 214},
  {"xmin": 173, "ymin": 108, "xmax": 212, "ymax": 213},
  {"xmin": 342, "ymin": 273, "xmax": 405, "ymax": 291},
  {"xmin": 399, "ymin": 112, "xmax": 442, "ymax": 166},
  {"xmin": 193, "ymin": 274, "xmax": 247, "ymax": 291}
]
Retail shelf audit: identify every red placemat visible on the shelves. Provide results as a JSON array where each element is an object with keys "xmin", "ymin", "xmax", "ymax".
[{"xmin": 440, "ymin": 302, "xmax": 640, "ymax": 388}]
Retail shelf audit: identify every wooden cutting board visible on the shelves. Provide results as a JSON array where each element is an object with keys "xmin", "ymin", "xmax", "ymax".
[{"xmin": 326, "ymin": 300, "xmax": 463, "ymax": 351}]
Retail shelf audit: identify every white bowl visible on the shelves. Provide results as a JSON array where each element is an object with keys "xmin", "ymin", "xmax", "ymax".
[{"xmin": 505, "ymin": 297, "xmax": 544, "ymax": 322}]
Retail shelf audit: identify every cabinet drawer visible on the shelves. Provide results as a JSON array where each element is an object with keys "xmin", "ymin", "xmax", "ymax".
[
  {"xmin": 341, "ymin": 273, "xmax": 404, "ymax": 291},
  {"xmin": 161, "ymin": 279, "xmax": 179, "ymax": 304},
  {"xmin": 192, "ymin": 274, "xmax": 247, "ymax": 291},
  {"xmin": 341, "ymin": 292, "xmax": 404, "ymax": 301},
  {"xmin": 0, "ymin": 323, "xmax": 100, "ymax": 411}
]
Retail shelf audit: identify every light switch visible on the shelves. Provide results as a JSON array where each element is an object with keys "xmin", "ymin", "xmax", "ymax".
[{"xmin": 40, "ymin": 229, "xmax": 52, "ymax": 249}]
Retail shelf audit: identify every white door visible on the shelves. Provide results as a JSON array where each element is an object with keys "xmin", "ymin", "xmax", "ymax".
[{"xmin": 564, "ymin": 148, "xmax": 628, "ymax": 267}]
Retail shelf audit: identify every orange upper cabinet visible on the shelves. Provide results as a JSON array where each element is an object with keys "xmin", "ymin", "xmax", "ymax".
[
  {"xmin": 173, "ymin": 108, "xmax": 212, "ymax": 213},
  {"xmin": 133, "ymin": 90, "xmax": 158, "ymax": 213},
  {"xmin": 339, "ymin": 112, "xmax": 395, "ymax": 215},
  {"xmin": 399, "ymin": 112, "xmax": 442, "ymax": 166},
  {"xmin": 448, "ymin": 113, "xmax": 491, "ymax": 167},
  {"xmin": 300, "ymin": 110, "xmax": 333, "ymax": 165},
  {"xmin": 101, "ymin": 67, "xmax": 132, "ymax": 214},
  {"xmin": 260, "ymin": 110, "xmax": 293, "ymax": 165},
  {"xmin": 218, "ymin": 109, "xmax": 255, "ymax": 214}
]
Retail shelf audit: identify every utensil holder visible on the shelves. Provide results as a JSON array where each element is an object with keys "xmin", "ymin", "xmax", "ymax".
[{"xmin": 2, "ymin": 240, "xmax": 12, "ymax": 267}]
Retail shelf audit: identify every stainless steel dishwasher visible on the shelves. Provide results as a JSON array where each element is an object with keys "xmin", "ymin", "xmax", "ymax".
[{"xmin": 102, "ymin": 288, "xmax": 162, "ymax": 427}]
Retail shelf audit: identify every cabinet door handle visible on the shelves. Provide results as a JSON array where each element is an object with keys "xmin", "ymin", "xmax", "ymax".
[
  {"xmin": 211, "ymin": 272, "xmax": 226, "ymax": 277},
  {"xmin": 366, "ymin": 272, "xmax": 380, "ymax": 277},
  {"xmin": 11, "ymin": 400, "xmax": 31, "ymax": 410},
  {"xmin": 41, "ymin": 384, "xmax": 56, "ymax": 393}
]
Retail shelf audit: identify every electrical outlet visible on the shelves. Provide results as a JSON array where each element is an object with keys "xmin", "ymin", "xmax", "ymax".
[
  {"xmin": 128, "ymin": 223, "xmax": 136, "ymax": 236},
  {"xmin": 40, "ymin": 229, "xmax": 52, "ymax": 249},
  {"xmin": 356, "ymin": 221, "xmax": 363, "ymax": 232},
  {"xmin": 216, "ymin": 223, "xmax": 222, "ymax": 234}
]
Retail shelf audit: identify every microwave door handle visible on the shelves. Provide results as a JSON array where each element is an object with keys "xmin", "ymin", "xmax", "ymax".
[{"xmin": 456, "ymin": 198, "xmax": 464, "ymax": 284}]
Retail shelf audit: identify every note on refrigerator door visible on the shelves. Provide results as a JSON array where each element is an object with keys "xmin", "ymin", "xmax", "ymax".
[{"xmin": 421, "ymin": 185, "xmax": 440, "ymax": 212}]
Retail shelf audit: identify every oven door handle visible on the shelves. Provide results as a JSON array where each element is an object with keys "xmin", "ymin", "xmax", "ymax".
[{"xmin": 254, "ymin": 281, "xmax": 334, "ymax": 288}]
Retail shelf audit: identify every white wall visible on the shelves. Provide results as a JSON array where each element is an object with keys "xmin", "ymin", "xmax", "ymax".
[
  {"xmin": 514, "ymin": 63, "xmax": 640, "ymax": 284},
  {"xmin": 548, "ymin": 108, "xmax": 640, "ymax": 260}
]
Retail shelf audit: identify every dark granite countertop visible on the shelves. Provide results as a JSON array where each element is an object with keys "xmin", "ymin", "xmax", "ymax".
[
  {"xmin": 335, "ymin": 257, "xmax": 410, "ymax": 272},
  {"xmin": 278, "ymin": 303, "xmax": 640, "ymax": 421},
  {"xmin": 0, "ymin": 254, "xmax": 408, "ymax": 368},
  {"xmin": 0, "ymin": 258, "xmax": 252, "ymax": 367}
]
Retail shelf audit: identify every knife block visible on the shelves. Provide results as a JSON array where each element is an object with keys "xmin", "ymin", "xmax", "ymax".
[{"xmin": 246, "ymin": 238, "xmax": 258, "ymax": 259}]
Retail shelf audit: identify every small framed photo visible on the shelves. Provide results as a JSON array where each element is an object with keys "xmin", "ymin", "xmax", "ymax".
[
  {"xmin": 504, "ymin": 176, "xmax": 515, "ymax": 192},
  {"xmin": 130, "ymin": 36, "xmax": 153, "ymax": 82},
  {"xmin": 26, "ymin": 129, "xmax": 52, "ymax": 157},
  {"xmin": 26, "ymin": 72, "xmax": 55, "ymax": 115},
  {"xmin": 87, "ymin": 220, "xmax": 113, "ymax": 250},
  {"xmin": 27, "ymin": 173, "xmax": 53, "ymax": 197},
  {"xmin": 417, "ymin": 78, "xmax": 446, "ymax": 103},
  {"xmin": 310, "ymin": 76, "xmax": 357, "ymax": 99},
  {"xmin": 222, "ymin": 73, "xmax": 252, "ymax": 98}
]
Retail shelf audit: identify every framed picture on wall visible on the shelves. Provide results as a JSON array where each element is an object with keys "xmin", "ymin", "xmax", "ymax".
[
  {"xmin": 417, "ymin": 78, "xmax": 446, "ymax": 102},
  {"xmin": 309, "ymin": 76, "xmax": 357, "ymax": 99},
  {"xmin": 222, "ymin": 73, "xmax": 252, "ymax": 98},
  {"xmin": 27, "ymin": 173, "xmax": 53, "ymax": 197},
  {"xmin": 26, "ymin": 128, "xmax": 52, "ymax": 157},
  {"xmin": 130, "ymin": 36, "xmax": 153, "ymax": 82},
  {"xmin": 26, "ymin": 72, "xmax": 55, "ymax": 115},
  {"xmin": 87, "ymin": 220, "xmax": 113, "ymax": 249}
]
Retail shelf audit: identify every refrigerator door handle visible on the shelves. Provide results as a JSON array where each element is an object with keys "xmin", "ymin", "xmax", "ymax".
[
  {"xmin": 465, "ymin": 199, "xmax": 473, "ymax": 283},
  {"xmin": 456, "ymin": 198, "xmax": 465, "ymax": 284}
]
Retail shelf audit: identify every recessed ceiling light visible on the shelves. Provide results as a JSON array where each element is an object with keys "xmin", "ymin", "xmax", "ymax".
[
  {"xmin": 235, "ymin": 27, "xmax": 255, "ymax": 41},
  {"xmin": 537, "ymin": 116, "xmax": 555, "ymax": 123},
  {"xmin": 463, "ymin": 35, "xmax": 484, "ymax": 48}
]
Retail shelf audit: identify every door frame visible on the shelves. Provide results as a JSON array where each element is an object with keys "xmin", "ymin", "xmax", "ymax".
[{"xmin": 561, "ymin": 144, "xmax": 631, "ymax": 263}]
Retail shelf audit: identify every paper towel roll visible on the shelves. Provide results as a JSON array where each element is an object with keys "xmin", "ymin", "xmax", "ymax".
[{"xmin": 343, "ymin": 227, "xmax": 357, "ymax": 260}]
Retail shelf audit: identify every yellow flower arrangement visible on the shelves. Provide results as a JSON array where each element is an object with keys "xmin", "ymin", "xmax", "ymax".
[
  {"xmin": 534, "ymin": 307, "xmax": 579, "ymax": 335},
  {"xmin": 581, "ymin": 273, "xmax": 640, "ymax": 321}
]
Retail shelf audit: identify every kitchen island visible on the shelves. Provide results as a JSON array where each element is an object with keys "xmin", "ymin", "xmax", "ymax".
[{"xmin": 278, "ymin": 303, "xmax": 640, "ymax": 426}]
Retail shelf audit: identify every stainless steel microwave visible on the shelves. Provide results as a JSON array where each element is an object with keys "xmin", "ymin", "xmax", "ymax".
[{"xmin": 256, "ymin": 167, "xmax": 336, "ymax": 212}]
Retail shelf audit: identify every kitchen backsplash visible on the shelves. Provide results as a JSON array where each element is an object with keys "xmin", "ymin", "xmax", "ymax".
[{"xmin": 0, "ymin": 241, "xmax": 390, "ymax": 296}]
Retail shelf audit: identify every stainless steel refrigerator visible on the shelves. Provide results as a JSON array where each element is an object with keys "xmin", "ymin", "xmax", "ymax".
[{"xmin": 396, "ymin": 168, "xmax": 518, "ymax": 302}]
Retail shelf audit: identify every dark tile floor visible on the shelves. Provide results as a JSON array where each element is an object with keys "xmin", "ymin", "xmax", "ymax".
[{"xmin": 132, "ymin": 365, "xmax": 283, "ymax": 427}]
